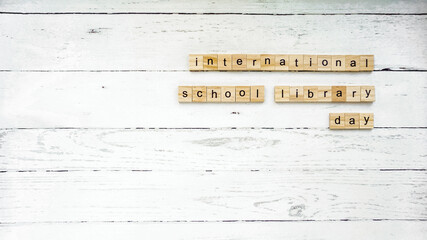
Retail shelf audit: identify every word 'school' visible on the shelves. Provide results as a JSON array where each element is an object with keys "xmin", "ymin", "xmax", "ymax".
[
  {"xmin": 330, "ymin": 113, "xmax": 374, "ymax": 129},
  {"xmin": 190, "ymin": 54, "xmax": 374, "ymax": 72},
  {"xmin": 275, "ymin": 86, "xmax": 375, "ymax": 102},
  {"xmin": 178, "ymin": 86, "xmax": 264, "ymax": 103}
]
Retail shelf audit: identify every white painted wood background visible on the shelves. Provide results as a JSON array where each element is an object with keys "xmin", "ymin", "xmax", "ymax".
[{"xmin": 0, "ymin": 0, "xmax": 426, "ymax": 239}]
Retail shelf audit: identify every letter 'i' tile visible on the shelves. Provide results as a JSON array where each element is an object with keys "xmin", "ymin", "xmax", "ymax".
[
  {"xmin": 345, "ymin": 113, "xmax": 360, "ymax": 129},
  {"xmin": 189, "ymin": 55, "xmax": 204, "ymax": 71},
  {"xmin": 178, "ymin": 86, "xmax": 193, "ymax": 102},
  {"xmin": 317, "ymin": 55, "xmax": 332, "ymax": 71},
  {"xmin": 274, "ymin": 86, "xmax": 290, "ymax": 102},
  {"xmin": 346, "ymin": 86, "xmax": 361, "ymax": 102},
  {"xmin": 207, "ymin": 86, "xmax": 221, "ymax": 103},
  {"xmin": 304, "ymin": 86, "xmax": 318, "ymax": 102},
  {"xmin": 331, "ymin": 55, "xmax": 346, "ymax": 72},
  {"xmin": 192, "ymin": 86, "xmax": 207, "ymax": 102},
  {"xmin": 289, "ymin": 55, "xmax": 304, "ymax": 71},
  {"xmin": 221, "ymin": 86, "xmax": 236, "ymax": 102},
  {"xmin": 260, "ymin": 55, "xmax": 276, "ymax": 71},
  {"xmin": 360, "ymin": 86, "xmax": 375, "ymax": 102},
  {"xmin": 290, "ymin": 86, "xmax": 304, "ymax": 102},
  {"xmin": 236, "ymin": 86, "xmax": 251, "ymax": 102},
  {"xmin": 232, "ymin": 54, "xmax": 247, "ymax": 71},
  {"xmin": 359, "ymin": 55, "xmax": 374, "ymax": 71},
  {"xmin": 246, "ymin": 55, "xmax": 261, "ymax": 70},
  {"xmin": 275, "ymin": 55, "xmax": 289, "ymax": 71},
  {"xmin": 203, "ymin": 54, "xmax": 218, "ymax": 70},
  {"xmin": 218, "ymin": 54, "xmax": 232, "ymax": 71},
  {"xmin": 345, "ymin": 55, "xmax": 360, "ymax": 72},
  {"xmin": 317, "ymin": 86, "xmax": 332, "ymax": 102},
  {"xmin": 332, "ymin": 86, "xmax": 347, "ymax": 102},
  {"xmin": 303, "ymin": 55, "xmax": 318, "ymax": 71},
  {"xmin": 329, "ymin": 113, "xmax": 346, "ymax": 129},
  {"xmin": 251, "ymin": 86, "xmax": 264, "ymax": 102},
  {"xmin": 360, "ymin": 113, "xmax": 374, "ymax": 129}
]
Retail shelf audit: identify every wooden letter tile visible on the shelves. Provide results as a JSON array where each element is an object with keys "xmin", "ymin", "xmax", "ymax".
[
  {"xmin": 203, "ymin": 54, "xmax": 218, "ymax": 70},
  {"xmin": 317, "ymin": 55, "xmax": 332, "ymax": 71},
  {"xmin": 303, "ymin": 55, "xmax": 318, "ymax": 71},
  {"xmin": 360, "ymin": 86, "xmax": 375, "ymax": 102},
  {"xmin": 317, "ymin": 86, "xmax": 332, "ymax": 102},
  {"xmin": 329, "ymin": 113, "xmax": 346, "ymax": 129},
  {"xmin": 331, "ymin": 55, "xmax": 346, "ymax": 72},
  {"xmin": 178, "ymin": 86, "xmax": 192, "ymax": 103},
  {"xmin": 360, "ymin": 113, "xmax": 374, "ymax": 129},
  {"xmin": 289, "ymin": 55, "xmax": 304, "ymax": 71},
  {"xmin": 246, "ymin": 54, "xmax": 261, "ymax": 70},
  {"xmin": 261, "ymin": 54, "xmax": 275, "ymax": 71},
  {"xmin": 332, "ymin": 86, "xmax": 347, "ymax": 102},
  {"xmin": 275, "ymin": 55, "xmax": 289, "ymax": 71},
  {"xmin": 304, "ymin": 86, "xmax": 318, "ymax": 102},
  {"xmin": 290, "ymin": 86, "xmax": 304, "ymax": 102},
  {"xmin": 346, "ymin": 86, "xmax": 361, "ymax": 102},
  {"xmin": 192, "ymin": 86, "xmax": 207, "ymax": 102},
  {"xmin": 345, "ymin": 113, "xmax": 360, "ymax": 129},
  {"xmin": 359, "ymin": 55, "xmax": 374, "ymax": 71},
  {"xmin": 236, "ymin": 86, "xmax": 251, "ymax": 102},
  {"xmin": 221, "ymin": 86, "xmax": 236, "ymax": 102},
  {"xmin": 207, "ymin": 86, "xmax": 221, "ymax": 103},
  {"xmin": 274, "ymin": 86, "xmax": 290, "ymax": 102},
  {"xmin": 345, "ymin": 55, "xmax": 360, "ymax": 72},
  {"xmin": 189, "ymin": 55, "xmax": 204, "ymax": 71},
  {"xmin": 218, "ymin": 54, "xmax": 232, "ymax": 71},
  {"xmin": 251, "ymin": 86, "xmax": 264, "ymax": 102},
  {"xmin": 232, "ymin": 54, "xmax": 247, "ymax": 71}
]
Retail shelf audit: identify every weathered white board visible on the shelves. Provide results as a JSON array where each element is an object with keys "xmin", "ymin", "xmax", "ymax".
[
  {"xmin": 0, "ymin": 72, "xmax": 426, "ymax": 128},
  {"xmin": 0, "ymin": 15, "xmax": 425, "ymax": 71}
]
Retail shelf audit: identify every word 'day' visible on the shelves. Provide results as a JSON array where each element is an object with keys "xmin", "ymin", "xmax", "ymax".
[
  {"xmin": 178, "ymin": 86, "xmax": 264, "ymax": 103},
  {"xmin": 329, "ymin": 113, "xmax": 374, "ymax": 129},
  {"xmin": 189, "ymin": 54, "xmax": 374, "ymax": 72}
]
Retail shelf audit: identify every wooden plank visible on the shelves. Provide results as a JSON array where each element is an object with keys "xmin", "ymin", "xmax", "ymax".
[
  {"xmin": 0, "ymin": 72, "xmax": 425, "ymax": 128},
  {"xmin": 0, "ymin": 171, "xmax": 425, "ymax": 222},
  {"xmin": 0, "ymin": 128, "xmax": 426, "ymax": 171},
  {"xmin": 0, "ymin": 221, "xmax": 426, "ymax": 240},
  {"xmin": 0, "ymin": 15, "xmax": 425, "ymax": 71},
  {"xmin": 0, "ymin": 0, "xmax": 425, "ymax": 14}
]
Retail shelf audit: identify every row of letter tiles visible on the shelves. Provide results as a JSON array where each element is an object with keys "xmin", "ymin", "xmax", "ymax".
[
  {"xmin": 330, "ymin": 113, "xmax": 374, "ymax": 129},
  {"xmin": 178, "ymin": 86, "xmax": 264, "ymax": 103},
  {"xmin": 275, "ymin": 86, "xmax": 375, "ymax": 102},
  {"xmin": 189, "ymin": 54, "xmax": 374, "ymax": 72}
]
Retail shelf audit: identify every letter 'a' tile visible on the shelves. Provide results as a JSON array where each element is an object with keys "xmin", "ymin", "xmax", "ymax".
[
  {"xmin": 232, "ymin": 54, "xmax": 247, "ymax": 71},
  {"xmin": 178, "ymin": 86, "xmax": 192, "ymax": 102},
  {"xmin": 345, "ymin": 55, "xmax": 360, "ymax": 72},
  {"xmin": 329, "ymin": 113, "xmax": 346, "ymax": 129},
  {"xmin": 221, "ymin": 86, "xmax": 236, "ymax": 102},
  {"xmin": 274, "ymin": 86, "xmax": 290, "ymax": 102},
  {"xmin": 251, "ymin": 86, "xmax": 264, "ymax": 102},
  {"xmin": 236, "ymin": 86, "xmax": 251, "ymax": 102},
  {"xmin": 346, "ymin": 86, "xmax": 361, "ymax": 102},
  {"xmin": 360, "ymin": 113, "xmax": 374, "ymax": 129},
  {"xmin": 317, "ymin": 86, "xmax": 332, "ymax": 102},
  {"xmin": 193, "ymin": 86, "xmax": 207, "ymax": 102},
  {"xmin": 345, "ymin": 113, "xmax": 360, "ymax": 129},
  {"xmin": 275, "ymin": 55, "xmax": 289, "ymax": 71},
  {"xmin": 332, "ymin": 86, "xmax": 347, "ymax": 102},
  {"xmin": 207, "ymin": 86, "xmax": 221, "ymax": 102},
  {"xmin": 360, "ymin": 86, "xmax": 375, "ymax": 102},
  {"xmin": 359, "ymin": 55, "xmax": 374, "ymax": 72},
  {"xmin": 218, "ymin": 54, "xmax": 232, "ymax": 71},
  {"xmin": 189, "ymin": 55, "xmax": 204, "ymax": 71}
]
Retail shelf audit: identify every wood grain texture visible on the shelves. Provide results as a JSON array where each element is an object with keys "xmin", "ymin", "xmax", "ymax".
[
  {"xmin": 0, "ymin": 128, "xmax": 426, "ymax": 171},
  {"xmin": 1, "ymin": 0, "xmax": 426, "ymax": 14},
  {"xmin": 0, "ymin": 171, "xmax": 426, "ymax": 222},
  {"xmin": 1, "ymin": 221, "xmax": 426, "ymax": 240},
  {"xmin": 0, "ymin": 15, "xmax": 425, "ymax": 71},
  {"xmin": 0, "ymin": 72, "xmax": 425, "ymax": 128}
]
